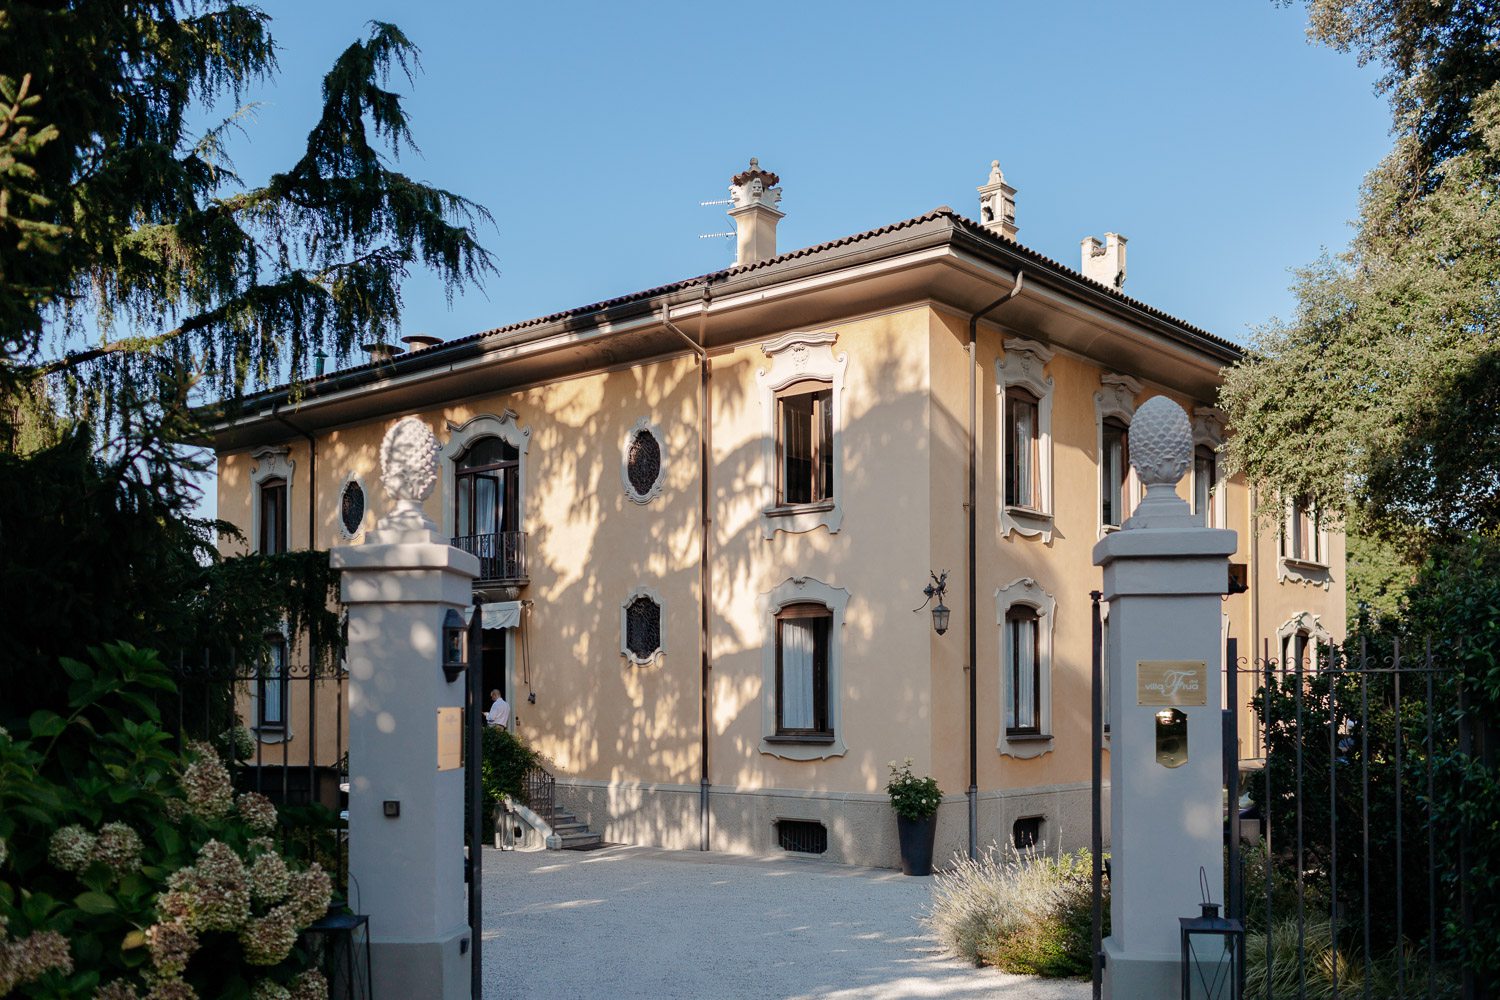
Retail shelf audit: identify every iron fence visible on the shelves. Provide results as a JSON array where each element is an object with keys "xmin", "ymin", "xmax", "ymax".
[
  {"xmin": 1228, "ymin": 637, "xmax": 1485, "ymax": 1000},
  {"xmin": 169, "ymin": 652, "xmax": 349, "ymax": 892},
  {"xmin": 521, "ymin": 763, "xmax": 555, "ymax": 826}
]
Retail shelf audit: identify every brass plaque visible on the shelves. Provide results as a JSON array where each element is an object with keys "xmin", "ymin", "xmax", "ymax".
[
  {"xmin": 1136, "ymin": 660, "xmax": 1207, "ymax": 706},
  {"xmin": 437, "ymin": 707, "xmax": 462, "ymax": 771}
]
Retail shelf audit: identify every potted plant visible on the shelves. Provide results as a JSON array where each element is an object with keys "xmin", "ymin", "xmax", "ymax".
[{"xmin": 887, "ymin": 757, "xmax": 943, "ymax": 875}]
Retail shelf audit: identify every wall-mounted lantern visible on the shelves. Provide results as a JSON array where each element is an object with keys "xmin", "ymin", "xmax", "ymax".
[
  {"xmin": 442, "ymin": 608, "xmax": 469, "ymax": 683},
  {"xmin": 914, "ymin": 571, "xmax": 951, "ymax": 637},
  {"xmin": 1180, "ymin": 868, "xmax": 1243, "ymax": 1000}
]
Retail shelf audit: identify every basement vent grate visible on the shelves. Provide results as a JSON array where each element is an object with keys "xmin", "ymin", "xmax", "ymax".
[
  {"xmin": 1013, "ymin": 815, "xmax": 1043, "ymax": 852},
  {"xmin": 776, "ymin": 819, "xmax": 828, "ymax": 855}
]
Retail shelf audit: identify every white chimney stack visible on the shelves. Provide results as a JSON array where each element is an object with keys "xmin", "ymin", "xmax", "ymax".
[
  {"xmin": 1081, "ymin": 232, "xmax": 1127, "ymax": 289},
  {"xmin": 727, "ymin": 158, "xmax": 783, "ymax": 266},
  {"xmin": 977, "ymin": 160, "xmax": 1018, "ymax": 240}
]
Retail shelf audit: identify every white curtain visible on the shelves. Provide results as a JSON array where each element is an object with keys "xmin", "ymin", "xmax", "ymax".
[
  {"xmin": 1016, "ymin": 403, "xmax": 1034, "ymax": 506},
  {"xmin": 781, "ymin": 618, "xmax": 816, "ymax": 730},
  {"xmin": 1010, "ymin": 617, "xmax": 1037, "ymax": 730}
]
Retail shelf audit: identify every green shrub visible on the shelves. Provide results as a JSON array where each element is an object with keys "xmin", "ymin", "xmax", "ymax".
[
  {"xmin": 480, "ymin": 726, "xmax": 539, "ymax": 816},
  {"xmin": 1246, "ymin": 918, "xmax": 1460, "ymax": 1000},
  {"xmin": 0, "ymin": 643, "xmax": 334, "ymax": 998},
  {"xmin": 886, "ymin": 758, "xmax": 942, "ymax": 821},
  {"xmin": 927, "ymin": 847, "xmax": 1106, "ymax": 978}
]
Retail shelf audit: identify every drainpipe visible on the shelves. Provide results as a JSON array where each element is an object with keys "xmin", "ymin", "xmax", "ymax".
[
  {"xmin": 271, "ymin": 405, "xmax": 317, "ymax": 550},
  {"xmin": 965, "ymin": 271, "xmax": 1025, "ymax": 861},
  {"xmin": 661, "ymin": 292, "xmax": 714, "ymax": 852}
]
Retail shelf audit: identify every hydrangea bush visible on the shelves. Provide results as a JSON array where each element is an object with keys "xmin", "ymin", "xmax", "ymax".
[
  {"xmin": 886, "ymin": 758, "xmax": 943, "ymax": 821},
  {"xmin": 0, "ymin": 644, "xmax": 334, "ymax": 998}
]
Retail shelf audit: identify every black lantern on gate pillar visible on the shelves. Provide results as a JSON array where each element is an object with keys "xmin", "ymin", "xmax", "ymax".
[
  {"xmin": 442, "ymin": 608, "xmax": 469, "ymax": 683},
  {"xmin": 1180, "ymin": 869, "xmax": 1244, "ymax": 1000}
]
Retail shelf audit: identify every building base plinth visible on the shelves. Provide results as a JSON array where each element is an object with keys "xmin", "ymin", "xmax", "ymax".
[
  {"xmin": 1102, "ymin": 936, "xmax": 1178, "ymax": 1000},
  {"xmin": 369, "ymin": 926, "xmax": 472, "ymax": 1000}
]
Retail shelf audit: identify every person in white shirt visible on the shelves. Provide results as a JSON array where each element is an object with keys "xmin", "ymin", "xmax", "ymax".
[{"xmin": 485, "ymin": 689, "xmax": 510, "ymax": 728}]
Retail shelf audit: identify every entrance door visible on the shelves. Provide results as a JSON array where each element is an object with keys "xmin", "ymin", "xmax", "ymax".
[{"xmin": 481, "ymin": 628, "xmax": 508, "ymax": 719}]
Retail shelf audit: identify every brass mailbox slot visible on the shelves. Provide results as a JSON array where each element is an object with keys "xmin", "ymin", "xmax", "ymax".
[{"xmin": 1155, "ymin": 708, "xmax": 1187, "ymax": 768}]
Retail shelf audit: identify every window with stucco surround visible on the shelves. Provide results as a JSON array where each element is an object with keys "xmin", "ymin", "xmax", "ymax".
[
  {"xmin": 996, "ymin": 337, "xmax": 1055, "ymax": 542},
  {"xmin": 757, "ymin": 331, "xmax": 847, "ymax": 539},
  {"xmin": 1095, "ymin": 374, "xmax": 1143, "ymax": 536},
  {"xmin": 620, "ymin": 586, "xmax": 665, "ymax": 666},
  {"xmin": 1278, "ymin": 495, "xmax": 1332, "ymax": 588},
  {"xmin": 253, "ymin": 629, "xmax": 291, "ymax": 744},
  {"xmin": 1191, "ymin": 406, "xmax": 1228, "ymax": 530},
  {"xmin": 621, "ymin": 418, "xmax": 666, "ymax": 504},
  {"xmin": 997, "ymin": 577, "xmax": 1056, "ymax": 759},
  {"xmin": 759, "ymin": 576, "xmax": 849, "ymax": 760},
  {"xmin": 249, "ymin": 446, "xmax": 294, "ymax": 555},
  {"xmin": 1278, "ymin": 611, "xmax": 1334, "ymax": 671},
  {"xmin": 337, "ymin": 474, "xmax": 369, "ymax": 540}
]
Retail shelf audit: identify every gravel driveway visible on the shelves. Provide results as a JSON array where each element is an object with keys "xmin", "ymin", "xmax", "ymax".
[{"xmin": 480, "ymin": 845, "xmax": 1088, "ymax": 1000}]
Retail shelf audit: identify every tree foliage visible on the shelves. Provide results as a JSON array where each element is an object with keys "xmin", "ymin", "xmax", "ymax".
[
  {"xmin": 0, "ymin": 2, "xmax": 495, "ymax": 422},
  {"xmin": 1225, "ymin": 1, "xmax": 1500, "ymax": 567}
]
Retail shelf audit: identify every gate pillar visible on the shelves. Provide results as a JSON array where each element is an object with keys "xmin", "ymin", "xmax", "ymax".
[
  {"xmin": 1092, "ymin": 397, "xmax": 1237, "ymax": 999},
  {"xmin": 331, "ymin": 417, "xmax": 478, "ymax": 1000}
]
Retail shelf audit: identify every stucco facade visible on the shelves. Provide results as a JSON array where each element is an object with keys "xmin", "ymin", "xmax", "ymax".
[{"xmin": 214, "ymin": 188, "xmax": 1344, "ymax": 869}]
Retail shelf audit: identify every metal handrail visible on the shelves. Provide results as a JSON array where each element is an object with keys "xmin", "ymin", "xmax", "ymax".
[
  {"xmin": 520, "ymin": 763, "xmax": 555, "ymax": 827},
  {"xmin": 451, "ymin": 531, "xmax": 528, "ymax": 583}
]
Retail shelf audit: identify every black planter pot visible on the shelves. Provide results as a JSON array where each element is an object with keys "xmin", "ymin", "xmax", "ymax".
[{"xmin": 896, "ymin": 813, "xmax": 938, "ymax": 876}]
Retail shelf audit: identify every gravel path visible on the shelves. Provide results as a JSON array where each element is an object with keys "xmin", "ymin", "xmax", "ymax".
[{"xmin": 480, "ymin": 844, "xmax": 1088, "ymax": 1000}]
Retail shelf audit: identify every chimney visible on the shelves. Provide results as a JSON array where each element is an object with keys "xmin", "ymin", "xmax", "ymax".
[
  {"xmin": 727, "ymin": 158, "xmax": 783, "ymax": 265},
  {"xmin": 361, "ymin": 342, "xmax": 406, "ymax": 364},
  {"xmin": 977, "ymin": 160, "xmax": 1018, "ymax": 239},
  {"xmin": 401, "ymin": 333, "xmax": 443, "ymax": 352},
  {"xmin": 1081, "ymin": 232, "xmax": 1127, "ymax": 289}
]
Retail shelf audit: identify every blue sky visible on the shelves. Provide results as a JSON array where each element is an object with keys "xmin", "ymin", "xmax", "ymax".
[{"xmin": 219, "ymin": 1, "xmax": 1391, "ymax": 348}]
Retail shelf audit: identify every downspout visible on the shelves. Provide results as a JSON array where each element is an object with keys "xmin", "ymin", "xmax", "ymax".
[
  {"xmin": 271, "ymin": 405, "xmax": 317, "ymax": 550},
  {"xmin": 661, "ymin": 294, "xmax": 713, "ymax": 851},
  {"xmin": 965, "ymin": 271, "xmax": 1025, "ymax": 861}
]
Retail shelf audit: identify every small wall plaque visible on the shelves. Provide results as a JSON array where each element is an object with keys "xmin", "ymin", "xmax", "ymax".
[
  {"xmin": 437, "ymin": 707, "xmax": 462, "ymax": 771},
  {"xmin": 1136, "ymin": 660, "xmax": 1207, "ymax": 706}
]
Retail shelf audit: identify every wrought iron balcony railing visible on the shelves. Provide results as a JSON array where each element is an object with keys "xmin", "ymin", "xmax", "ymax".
[{"xmin": 451, "ymin": 531, "xmax": 528, "ymax": 586}]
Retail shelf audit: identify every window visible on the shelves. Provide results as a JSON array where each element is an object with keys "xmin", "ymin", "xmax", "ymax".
[
  {"xmin": 620, "ymin": 587, "xmax": 665, "ymax": 665},
  {"xmin": 455, "ymin": 437, "xmax": 520, "ymax": 538},
  {"xmin": 1101, "ymin": 418, "xmax": 1130, "ymax": 529},
  {"xmin": 757, "ymin": 331, "xmax": 847, "ymax": 538},
  {"xmin": 774, "ymin": 603, "xmax": 832, "ymax": 740},
  {"xmin": 760, "ymin": 576, "xmax": 849, "ymax": 760},
  {"xmin": 1095, "ymin": 373, "xmax": 1142, "ymax": 536},
  {"xmin": 777, "ymin": 383, "xmax": 833, "ymax": 507},
  {"xmin": 1006, "ymin": 389, "xmax": 1040, "ymax": 509},
  {"xmin": 1277, "ymin": 612, "xmax": 1334, "ymax": 672},
  {"xmin": 622, "ymin": 418, "xmax": 666, "ymax": 504},
  {"xmin": 1194, "ymin": 445, "xmax": 1217, "ymax": 524},
  {"xmin": 997, "ymin": 337, "xmax": 1056, "ymax": 541},
  {"xmin": 340, "ymin": 479, "xmax": 366, "ymax": 538},
  {"xmin": 259, "ymin": 477, "xmax": 288, "ymax": 555},
  {"xmin": 1191, "ymin": 406, "xmax": 1227, "ymax": 529},
  {"xmin": 1006, "ymin": 608, "xmax": 1041, "ymax": 736},
  {"xmin": 996, "ymin": 577, "xmax": 1056, "ymax": 758},
  {"xmin": 258, "ymin": 634, "xmax": 287, "ymax": 731},
  {"xmin": 1288, "ymin": 496, "xmax": 1322, "ymax": 563}
]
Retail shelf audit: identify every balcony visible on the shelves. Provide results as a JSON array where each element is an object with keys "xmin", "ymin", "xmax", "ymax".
[{"xmin": 452, "ymin": 531, "xmax": 528, "ymax": 589}]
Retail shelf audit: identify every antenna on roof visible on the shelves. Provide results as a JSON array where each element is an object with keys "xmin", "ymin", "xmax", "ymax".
[{"xmin": 698, "ymin": 197, "xmax": 736, "ymax": 256}]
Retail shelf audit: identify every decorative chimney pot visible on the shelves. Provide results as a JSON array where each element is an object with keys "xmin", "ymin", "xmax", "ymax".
[
  {"xmin": 728, "ymin": 158, "xmax": 784, "ymax": 266},
  {"xmin": 977, "ymin": 160, "xmax": 1018, "ymax": 240},
  {"xmin": 1081, "ymin": 233, "xmax": 1128, "ymax": 289}
]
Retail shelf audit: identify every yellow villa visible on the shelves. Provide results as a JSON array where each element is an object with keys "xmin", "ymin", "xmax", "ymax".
[{"xmin": 210, "ymin": 159, "xmax": 1345, "ymax": 868}]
